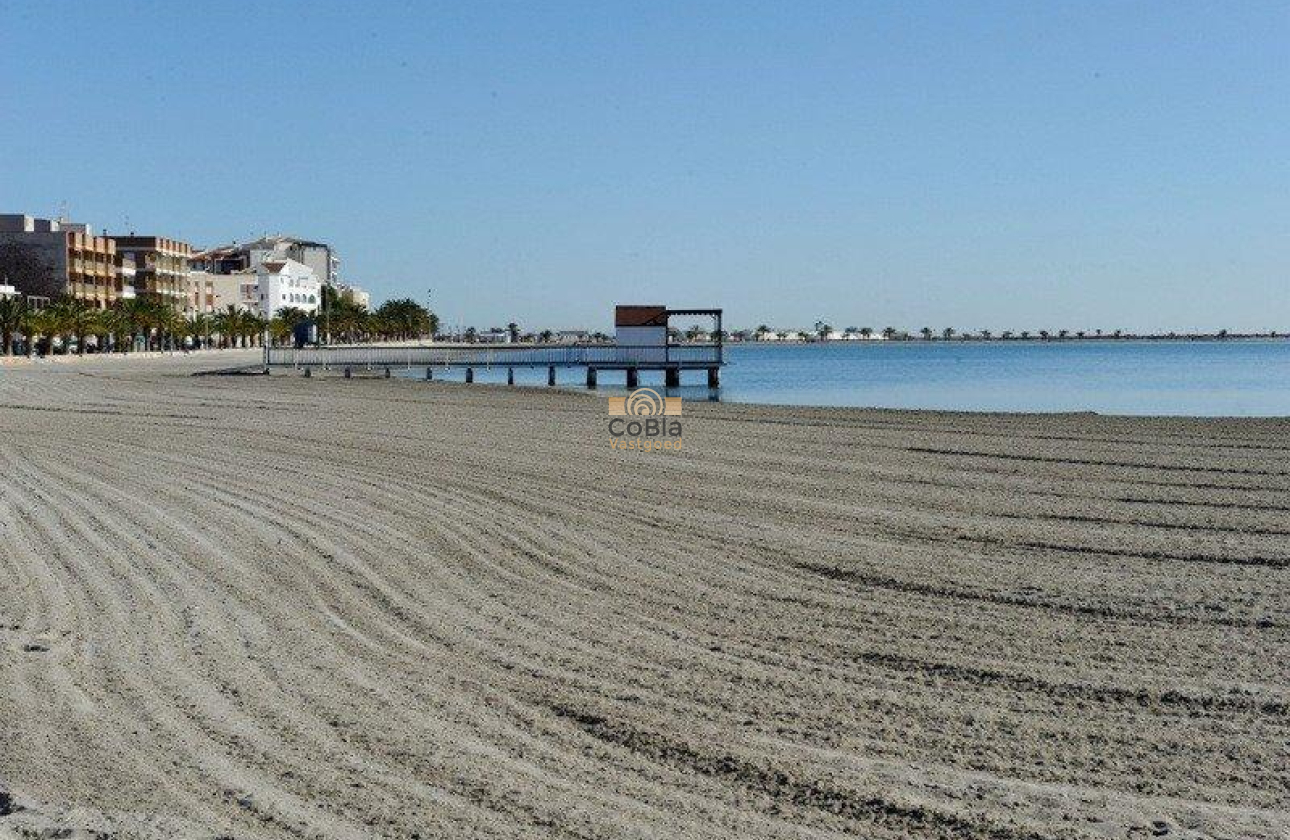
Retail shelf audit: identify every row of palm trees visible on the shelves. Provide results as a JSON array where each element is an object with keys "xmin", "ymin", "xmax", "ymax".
[
  {"xmin": 743, "ymin": 325, "xmax": 1162, "ymax": 341},
  {"xmin": 0, "ymin": 296, "xmax": 278, "ymax": 356},
  {"xmin": 0, "ymin": 294, "xmax": 443, "ymax": 356}
]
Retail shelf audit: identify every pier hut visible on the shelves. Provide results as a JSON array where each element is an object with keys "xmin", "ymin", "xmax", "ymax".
[{"xmin": 610, "ymin": 305, "xmax": 723, "ymax": 388}]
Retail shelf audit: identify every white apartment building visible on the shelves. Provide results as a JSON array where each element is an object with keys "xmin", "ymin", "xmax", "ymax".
[{"xmin": 255, "ymin": 258, "xmax": 320, "ymax": 320}]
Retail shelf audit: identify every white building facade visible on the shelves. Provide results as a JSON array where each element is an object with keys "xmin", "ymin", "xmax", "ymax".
[{"xmin": 255, "ymin": 259, "xmax": 320, "ymax": 320}]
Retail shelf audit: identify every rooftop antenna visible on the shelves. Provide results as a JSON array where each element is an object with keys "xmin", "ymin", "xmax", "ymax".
[{"xmin": 57, "ymin": 200, "xmax": 69, "ymax": 223}]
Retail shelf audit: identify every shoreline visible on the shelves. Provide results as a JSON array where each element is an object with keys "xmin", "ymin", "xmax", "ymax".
[{"xmin": 5, "ymin": 351, "xmax": 1288, "ymax": 419}]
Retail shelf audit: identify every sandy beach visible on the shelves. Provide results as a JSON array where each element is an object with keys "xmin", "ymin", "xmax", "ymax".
[{"xmin": 0, "ymin": 353, "xmax": 1286, "ymax": 839}]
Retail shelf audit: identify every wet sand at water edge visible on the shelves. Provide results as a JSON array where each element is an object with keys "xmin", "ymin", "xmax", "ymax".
[{"xmin": 0, "ymin": 353, "xmax": 1286, "ymax": 839}]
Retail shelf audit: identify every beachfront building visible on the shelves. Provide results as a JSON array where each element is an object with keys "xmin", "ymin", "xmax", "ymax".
[
  {"xmin": 337, "ymin": 282, "xmax": 370, "ymax": 310},
  {"xmin": 0, "ymin": 213, "xmax": 127, "ymax": 308},
  {"xmin": 115, "ymin": 253, "xmax": 137, "ymax": 300},
  {"xmin": 208, "ymin": 270, "xmax": 258, "ymax": 313},
  {"xmin": 109, "ymin": 234, "xmax": 194, "ymax": 308},
  {"xmin": 252, "ymin": 258, "xmax": 321, "ymax": 320},
  {"xmin": 184, "ymin": 271, "xmax": 216, "ymax": 317},
  {"xmin": 192, "ymin": 235, "xmax": 338, "ymax": 286}
]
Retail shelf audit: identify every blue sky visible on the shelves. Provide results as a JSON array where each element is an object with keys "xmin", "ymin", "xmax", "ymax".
[{"xmin": 2, "ymin": 1, "xmax": 1286, "ymax": 332}]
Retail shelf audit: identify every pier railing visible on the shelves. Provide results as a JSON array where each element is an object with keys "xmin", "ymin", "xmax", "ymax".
[{"xmin": 265, "ymin": 343, "xmax": 723, "ymax": 369}]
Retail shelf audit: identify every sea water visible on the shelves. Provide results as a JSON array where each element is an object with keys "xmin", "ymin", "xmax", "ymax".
[{"xmin": 404, "ymin": 340, "xmax": 1290, "ymax": 416}]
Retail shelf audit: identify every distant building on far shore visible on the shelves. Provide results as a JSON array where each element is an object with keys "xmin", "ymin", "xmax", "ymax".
[
  {"xmin": 474, "ymin": 329, "xmax": 511, "ymax": 344},
  {"xmin": 556, "ymin": 329, "xmax": 590, "ymax": 344}
]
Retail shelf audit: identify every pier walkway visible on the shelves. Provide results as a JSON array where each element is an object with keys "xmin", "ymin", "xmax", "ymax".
[{"xmin": 264, "ymin": 342, "xmax": 725, "ymax": 388}]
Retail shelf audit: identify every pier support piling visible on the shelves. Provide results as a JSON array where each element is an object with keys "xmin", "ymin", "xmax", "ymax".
[
  {"xmin": 547, "ymin": 366, "xmax": 556, "ymax": 387},
  {"xmin": 507, "ymin": 368, "xmax": 514, "ymax": 386},
  {"xmin": 707, "ymin": 367, "xmax": 720, "ymax": 388},
  {"xmin": 344, "ymin": 367, "xmax": 352, "ymax": 379},
  {"xmin": 586, "ymin": 368, "xmax": 597, "ymax": 389},
  {"xmin": 425, "ymin": 367, "xmax": 433, "ymax": 380},
  {"xmin": 384, "ymin": 367, "xmax": 391, "ymax": 379},
  {"xmin": 665, "ymin": 368, "xmax": 680, "ymax": 388},
  {"xmin": 626, "ymin": 368, "xmax": 639, "ymax": 389},
  {"xmin": 303, "ymin": 367, "xmax": 311, "ymax": 378},
  {"xmin": 465, "ymin": 367, "xmax": 474, "ymax": 384}
]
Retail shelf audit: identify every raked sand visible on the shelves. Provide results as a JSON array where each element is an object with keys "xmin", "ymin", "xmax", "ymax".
[{"xmin": 0, "ymin": 353, "xmax": 1287, "ymax": 839}]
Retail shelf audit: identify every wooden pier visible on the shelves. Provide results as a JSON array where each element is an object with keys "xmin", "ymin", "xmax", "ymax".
[
  {"xmin": 263, "ymin": 341, "xmax": 724, "ymax": 388},
  {"xmin": 265, "ymin": 306, "xmax": 725, "ymax": 387}
]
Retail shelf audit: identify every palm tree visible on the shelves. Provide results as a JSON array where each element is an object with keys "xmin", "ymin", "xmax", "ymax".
[
  {"xmin": 980, "ymin": 329, "xmax": 992, "ymax": 340},
  {"xmin": 43, "ymin": 300, "xmax": 81, "ymax": 354},
  {"xmin": 506, "ymin": 322, "xmax": 519, "ymax": 343},
  {"xmin": 816, "ymin": 323, "xmax": 832, "ymax": 341},
  {"xmin": 539, "ymin": 329, "xmax": 554, "ymax": 343},
  {"xmin": 213, "ymin": 305, "xmax": 246, "ymax": 349},
  {"xmin": 167, "ymin": 309, "xmax": 196, "ymax": 350},
  {"xmin": 190, "ymin": 313, "xmax": 213, "ymax": 350},
  {"xmin": 118, "ymin": 299, "xmax": 153, "ymax": 351},
  {"xmin": 98, "ymin": 305, "xmax": 130, "ymax": 353},
  {"xmin": 0, "ymin": 295, "xmax": 26, "ymax": 355},
  {"xmin": 276, "ymin": 306, "xmax": 310, "ymax": 329},
  {"xmin": 269, "ymin": 316, "xmax": 293, "ymax": 346},
  {"xmin": 755, "ymin": 324, "xmax": 770, "ymax": 340},
  {"xmin": 65, "ymin": 300, "xmax": 102, "ymax": 355},
  {"xmin": 1039, "ymin": 329, "xmax": 1050, "ymax": 341},
  {"xmin": 920, "ymin": 327, "xmax": 933, "ymax": 341},
  {"xmin": 372, "ymin": 298, "xmax": 433, "ymax": 340},
  {"xmin": 942, "ymin": 327, "xmax": 956, "ymax": 340},
  {"xmin": 882, "ymin": 326, "xmax": 896, "ymax": 340},
  {"xmin": 22, "ymin": 307, "xmax": 61, "ymax": 356},
  {"xmin": 244, "ymin": 314, "xmax": 267, "ymax": 347}
]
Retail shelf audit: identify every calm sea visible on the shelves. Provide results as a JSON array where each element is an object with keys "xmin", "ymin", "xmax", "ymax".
[{"xmin": 409, "ymin": 340, "xmax": 1290, "ymax": 416}]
